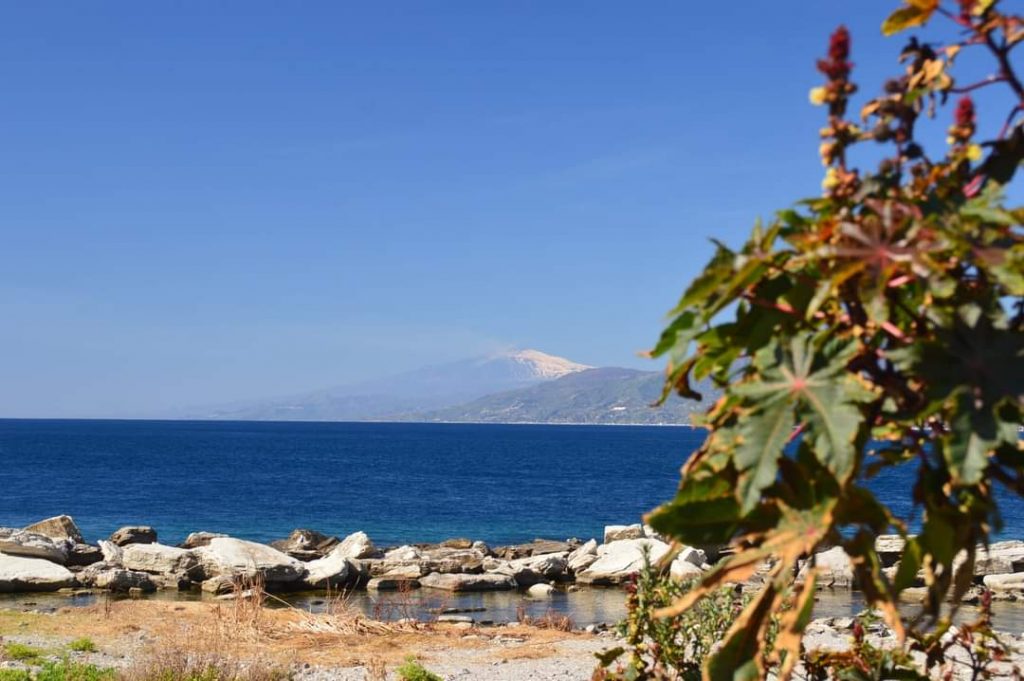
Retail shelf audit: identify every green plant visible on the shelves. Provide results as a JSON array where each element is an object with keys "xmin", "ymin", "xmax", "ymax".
[
  {"xmin": 595, "ymin": 560, "xmax": 753, "ymax": 680},
  {"xmin": 67, "ymin": 640, "xmax": 96, "ymax": 654},
  {"xmin": 641, "ymin": 0, "xmax": 1024, "ymax": 678},
  {"xmin": 394, "ymin": 656, "xmax": 443, "ymax": 681},
  {"xmin": 4, "ymin": 643, "xmax": 44, "ymax": 664},
  {"xmin": 37, "ymin": 659, "xmax": 114, "ymax": 681},
  {"xmin": 0, "ymin": 670, "xmax": 31, "ymax": 681}
]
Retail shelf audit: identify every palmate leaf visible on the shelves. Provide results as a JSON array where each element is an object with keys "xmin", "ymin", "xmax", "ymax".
[
  {"xmin": 730, "ymin": 335, "xmax": 875, "ymax": 512},
  {"xmin": 889, "ymin": 307, "xmax": 1024, "ymax": 484}
]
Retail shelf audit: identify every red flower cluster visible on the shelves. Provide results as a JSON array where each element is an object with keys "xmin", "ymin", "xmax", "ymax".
[
  {"xmin": 817, "ymin": 26, "xmax": 852, "ymax": 81},
  {"xmin": 959, "ymin": 0, "xmax": 976, "ymax": 19},
  {"xmin": 955, "ymin": 96, "xmax": 976, "ymax": 129}
]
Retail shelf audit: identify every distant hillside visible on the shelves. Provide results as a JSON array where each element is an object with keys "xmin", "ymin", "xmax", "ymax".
[
  {"xmin": 404, "ymin": 367, "xmax": 716, "ymax": 425},
  {"xmin": 176, "ymin": 349, "xmax": 592, "ymax": 422}
]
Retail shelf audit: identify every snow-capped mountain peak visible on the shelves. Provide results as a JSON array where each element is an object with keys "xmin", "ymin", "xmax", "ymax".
[{"xmin": 502, "ymin": 349, "xmax": 592, "ymax": 379}]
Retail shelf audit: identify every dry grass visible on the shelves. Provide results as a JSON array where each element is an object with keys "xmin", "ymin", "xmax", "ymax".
[
  {"xmin": 0, "ymin": 594, "xmax": 585, "ymax": 674},
  {"xmin": 515, "ymin": 605, "xmax": 574, "ymax": 632},
  {"xmin": 363, "ymin": 656, "xmax": 387, "ymax": 681}
]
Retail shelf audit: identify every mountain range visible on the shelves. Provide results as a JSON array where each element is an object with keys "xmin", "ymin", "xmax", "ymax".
[{"xmin": 179, "ymin": 349, "xmax": 714, "ymax": 425}]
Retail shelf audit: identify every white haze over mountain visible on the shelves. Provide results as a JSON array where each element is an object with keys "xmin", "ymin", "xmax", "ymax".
[{"xmin": 178, "ymin": 349, "xmax": 593, "ymax": 422}]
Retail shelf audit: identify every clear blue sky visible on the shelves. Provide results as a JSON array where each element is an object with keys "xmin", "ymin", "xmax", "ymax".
[{"xmin": 0, "ymin": 1, "xmax": 998, "ymax": 417}]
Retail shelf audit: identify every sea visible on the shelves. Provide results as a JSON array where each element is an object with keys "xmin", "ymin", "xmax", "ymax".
[
  {"xmin": 3, "ymin": 418, "xmax": 1024, "ymax": 628},
  {"xmin": 2, "ymin": 419, "xmax": 1023, "ymax": 545}
]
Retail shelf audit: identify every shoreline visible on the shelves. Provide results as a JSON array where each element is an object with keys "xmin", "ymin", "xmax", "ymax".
[
  {"xmin": 5, "ymin": 516, "xmax": 1024, "ymax": 608},
  {"xmin": 0, "ymin": 416, "xmax": 699, "ymax": 428}
]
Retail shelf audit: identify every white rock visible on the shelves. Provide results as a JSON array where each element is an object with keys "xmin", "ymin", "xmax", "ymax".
[
  {"xmin": 577, "ymin": 538, "xmax": 670, "ymax": 585},
  {"xmin": 493, "ymin": 553, "xmax": 568, "ymax": 586},
  {"xmin": 670, "ymin": 554, "xmax": 705, "ymax": 581},
  {"xmin": 801, "ymin": 546, "xmax": 855, "ymax": 588},
  {"xmin": 567, "ymin": 539, "xmax": 598, "ymax": 573},
  {"xmin": 976, "ymin": 541, "xmax": 1024, "ymax": 575},
  {"xmin": 194, "ymin": 538, "xmax": 306, "ymax": 585},
  {"xmin": 384, "ymin": 545, "xmax": 423, "ymax": 562},
  {"xmin": 23, "ymin": 516, "xmax": 84, "ymax": 544},
  {"xmin": 122, "ymin": 543, "xmax": 197, "ymax": 575},
  {"xmin": 77, "ymin": 564, "xmax": 156, "ymax": 593},
  {"xmin": 0, "ymin": 554, "xmax": 75, "ymax": 592},
  {"xmin": 304, "ymin": 545, "xmax": 358, "ymax": 588},
  {"xmin": 603, "ymin": 524, "xmax": 645, "ymax": 544},
  {"xmin": 527, "ymin": 583, "xmax": 556, "ymax": 598},
  {"xmin": 335, "ymin": 531, "xmax": 377, "ymax": 560},
  {"xmin": 983, "ymin": 572, "xmax": 1024, "ymax": 591},
  {"xmin": 419, "ymin": 572, "xmax": 516, "ymax": 592},
  {"xmin": 98, "ymin": 540, "xmax": 123, "ymax": 565},
  {"xmin": 676, "ymin": 546, "xmax": 707, "ymax": 568},
  {"xmin": 0, "ymin": 530, "xmax": 69, "ymax": 565}
]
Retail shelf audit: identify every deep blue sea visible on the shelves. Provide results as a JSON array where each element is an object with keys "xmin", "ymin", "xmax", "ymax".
[{"xmin": 1, "ymin": 419, "xmax": 1022, "ymax": 546}]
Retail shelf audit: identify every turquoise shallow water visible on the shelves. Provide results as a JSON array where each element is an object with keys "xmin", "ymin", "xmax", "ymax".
[{"xmin": 1, "ymin": 419, "xmax": 1023, "ymax": 547}]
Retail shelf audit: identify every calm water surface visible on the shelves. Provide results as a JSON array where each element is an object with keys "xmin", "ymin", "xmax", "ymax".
[{"xmin": 2, "ymin": 419, "xmax": 1024, "ymax": 545}]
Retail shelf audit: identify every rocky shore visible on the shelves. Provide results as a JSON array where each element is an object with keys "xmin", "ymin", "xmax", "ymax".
[{"xmin": 5, "ymin": 515, "xmax": 1024, "ymax": 608}]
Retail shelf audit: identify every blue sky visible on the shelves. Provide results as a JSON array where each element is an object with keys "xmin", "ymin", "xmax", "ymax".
[{"xmin": 0, "ymin": 2, "xmax": 1005, "ymax": 416}]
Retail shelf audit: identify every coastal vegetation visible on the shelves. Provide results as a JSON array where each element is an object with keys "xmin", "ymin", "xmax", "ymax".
[{"xmin": 608, "ymin": 0, "xmax": 1024, "ymax": 678}]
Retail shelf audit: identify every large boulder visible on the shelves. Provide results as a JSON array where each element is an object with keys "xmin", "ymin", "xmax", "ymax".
[
  {"xmin": 303, "ymin": 545, "xmax": 360, "ymax": 589},
  {"xmin": 367, "ymin": 576, "xmax": 420, "ymax": 591},
  {"xmin": 975, "ymin": 541, "xmax": 1024, "ymax": 576},
  {"xmin": 800, "ymin": 546, "xmax": 855, "ymax": 588},
  {"xmin": 98, "ymin": 540, "xmax": 124, "ymax": 565},
  {"xmin": 109, "ymin": 526, "xmax": 157, "ymax": 546},
  {"xmin": 418, "ymin": 547, "xmax": 486, "ymax": 574},
  {"xmin": 0, "ymin": 530, "xmax": 69, "ymax": 565},
  {"xmin": 270, "ymin": 529, "xmax": 339, "ymax": 561},
  {"xmin": 983, "ymin": 572, "xmax": 1024, "ymax": 591},
  {"xmin": 179, "ymin": 532, "xmax": 227, "ymax": 549},
  {"xmin": 567, "ymin": 539, "xmax": 599, "ymax": 573},
  {"xmin": 384, "ymin": 545, "xmax": 424, "ymax": 562},
  {"xmin": 334, "ymin": 531, "xmax": 378, "ymax": 560},
  {"xmin": 76, "ymin": 563, "xmax": 156, "ymax": 593},
  {"xmin": 603, "ymin": 525, "xmax": 646, "ymax": 544},
  {"xmin": 492, "ymin": 539, "xmax": 575, "ymax": 560},
  {"xmin": 669, "ymin": 546, "xmax": 709, "ymax": 581},
  {"xmin": 23, "ymin": 516, "xmax": 84, "ymax": 544},
  {"xmin": 122, "ymin": 543, "xmax": 198, "ymax": 576},
  {"xmin": 577, "ymin": 538, "xmax": 670, "ymax": 585},
  {"xmin": 875, "ymin": 535, "xmax": 906, "ymax": 567},
  {"xmin": 0, "ymin": 554, "xmax": 74, "ymax": 592},
  {"xmin": 419, "ymin": 572, "xmax": 516, "ymax": 592},
  {"xmin": 527, "ymin": 583, "xmax": 556, "ymax": 598},
  {"xmin": 194, "ymin": 538, "xmax": 306, "ymax": 586},
  {"xmin": 66, "ymin": 543, "xmax": 104, "ymax": 568},
  {"xmin": 492, "ymin": 553, "xmax": 568, "ymax": 586}
]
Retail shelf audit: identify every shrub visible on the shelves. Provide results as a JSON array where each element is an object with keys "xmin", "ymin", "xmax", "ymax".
[
  {"xmin": 0, "ymin": 670, "xmax": 31, "ymax": 681},
  {"xmin": 4, "ymin": 643, "xmax": 44, "ymax": 664},
  {"xmin": 394, "ymin": 656, "xmax": 442, "ymax": 681},
  {"xmin": 634, "ymin": 0, "xmax": 1024, "ymax": 678},
  {"xmin": 595, "ymin": 560, "xmax": 752, "ymax": 680},
  {"xmin": 37, "ymin": 659, "xmax": 114, "ymax": 681},
  {"xmin": 67, "ymin": 640, "xmax": 97, "ymax": 654}
]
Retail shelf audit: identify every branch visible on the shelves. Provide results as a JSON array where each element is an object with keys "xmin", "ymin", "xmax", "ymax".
[{"xmin": 950, "ymin": 74, "xmax": 1007, "ymax": 94}]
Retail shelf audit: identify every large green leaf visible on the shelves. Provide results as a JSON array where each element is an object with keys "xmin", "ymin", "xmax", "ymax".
[
  {"xmin": 729, "ymin": 336, "xmax": 874, "ymax": 510},
  {"xmin": 735, "ymin": 403, "xmax": 795, "ymax": 513}
]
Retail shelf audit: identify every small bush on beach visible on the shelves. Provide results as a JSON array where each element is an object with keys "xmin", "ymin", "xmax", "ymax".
[
  {"xmin": 67, "ymin": 639, "xmax": 97, "ymax": 654},
  {"xmin": 0, "ymin": 670, "xmax": 31, "ymax": 681},
  {"xmin": 37, "ymin": 659, "xmax": 114, "ymax": 681},
  {"xmin": 394, "ymin": 656, "xmax": 442, "ymax": 681},
  {"xmin": 594, "ymin": 560, "xmax": 752, "ymax": 680},
  {"xmin": 4, "ymin": 643, "xmax": 44, "ymax": 664}
]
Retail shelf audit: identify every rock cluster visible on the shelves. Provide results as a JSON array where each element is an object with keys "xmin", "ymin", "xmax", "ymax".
[
  {"xmin": 0, "ymin": 517, "xmax": 712, "ymax": 596},
  {"xmin": 10, "ymin": 517, "xmax": 1024, "ymax": 604}
]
